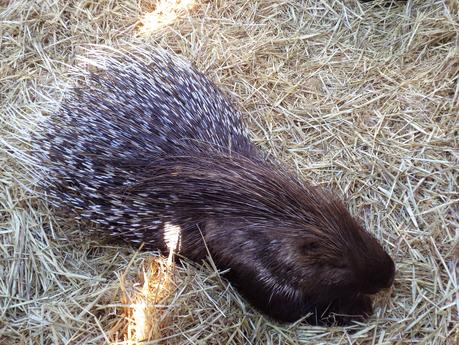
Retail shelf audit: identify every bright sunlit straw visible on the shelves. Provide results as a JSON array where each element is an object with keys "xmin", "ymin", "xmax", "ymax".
[
  {"xmin": 120, "ymin": 223, "xmax": 182, "ymax": 344},
  {"xmin": 138, "ymin": 0, "xmax": 197, "ymax": 35}
]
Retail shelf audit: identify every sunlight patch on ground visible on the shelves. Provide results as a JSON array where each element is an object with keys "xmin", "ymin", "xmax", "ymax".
[
  {"xmin": 138, "ymin": 0, "xmax": 197, "ymax": 35},
  {"xmin": 120, "ymin": 258, "xmax": 175, "ymax": 344}
]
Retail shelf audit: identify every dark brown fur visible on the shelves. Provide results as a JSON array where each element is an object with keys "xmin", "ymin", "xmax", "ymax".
[{"xmin": 95, "ymin": 152, "xmax": 395, "ymax": 325}]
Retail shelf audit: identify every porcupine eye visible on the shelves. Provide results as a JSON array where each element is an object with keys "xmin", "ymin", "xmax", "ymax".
[
  {"xmin": 329, "ymin": 261, "xmax": 347, "ymax": 269},
  {"xmin": 300, "ymin": 239, "xmax": 320, "ymax": 253}
]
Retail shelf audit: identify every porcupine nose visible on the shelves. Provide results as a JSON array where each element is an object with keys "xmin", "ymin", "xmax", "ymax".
[
  {"xmin": 380, "ymin": 252, "xmax": 395, "ymax": 289},
  {"xmin": 364, "ymin": 254, "xmax": 395, "ymax": 294}
]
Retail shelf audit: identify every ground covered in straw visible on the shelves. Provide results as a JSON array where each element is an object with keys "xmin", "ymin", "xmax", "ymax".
[{"xmin": 1, "ymin": 0, "xmax": 458, "ymax": 344}]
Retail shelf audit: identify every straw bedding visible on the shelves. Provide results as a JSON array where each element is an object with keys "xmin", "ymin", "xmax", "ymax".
[{"xmin": 0, "ymin": 0, "xmax": 457, "ymax": 344}]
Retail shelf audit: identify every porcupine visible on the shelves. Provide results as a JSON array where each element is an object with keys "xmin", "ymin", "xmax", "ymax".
[{"xmin": 31, "ymin": 46, "xmax": 395, "ymax": 325}]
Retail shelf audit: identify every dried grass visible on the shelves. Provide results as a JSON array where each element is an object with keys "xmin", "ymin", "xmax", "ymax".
[{"xmin": 1, "ymin": 0, "xmax": 458, "ymax": 344}]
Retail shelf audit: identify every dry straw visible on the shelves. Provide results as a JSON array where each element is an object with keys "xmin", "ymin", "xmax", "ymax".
[{"xmin": 1, "ymin": 0, "xmax": 458, "ymax": 344}]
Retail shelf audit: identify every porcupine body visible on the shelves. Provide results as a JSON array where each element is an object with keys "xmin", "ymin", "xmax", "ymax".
[{"xmin": 33, "ymin": 46, "xmax": 395, "ymax": 325}]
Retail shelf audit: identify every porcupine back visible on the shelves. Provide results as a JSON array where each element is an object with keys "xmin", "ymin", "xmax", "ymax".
[{"xmin": 33, "ymin": 47, "xmax": 259, "ymax": 242}]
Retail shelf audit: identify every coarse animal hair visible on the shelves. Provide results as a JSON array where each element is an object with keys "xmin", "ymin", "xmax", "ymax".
[{"xmin": 29, "ymin": 45, "xmax": 395, "ymax": 325}]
